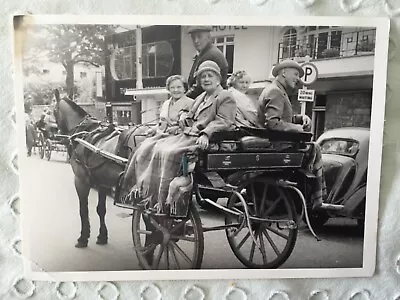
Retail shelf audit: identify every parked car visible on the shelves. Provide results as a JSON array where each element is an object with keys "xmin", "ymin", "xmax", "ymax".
[{"xmin": 308, "ymin": 127, "xmax": 369, "ymax": 229}]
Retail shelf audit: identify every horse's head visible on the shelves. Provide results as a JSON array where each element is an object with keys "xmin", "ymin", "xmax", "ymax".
[{"xmin": 53, "ymin": 89, "xmax": 89, "ymax": 135}]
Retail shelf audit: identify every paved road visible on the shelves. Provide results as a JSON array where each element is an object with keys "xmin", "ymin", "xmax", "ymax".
[{"xmin": 22, "ymin": 153, "xmax": 364, "ymax": 272}]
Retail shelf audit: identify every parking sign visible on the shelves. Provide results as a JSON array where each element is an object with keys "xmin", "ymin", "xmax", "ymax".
[{"xmin": 301, "ymin": 62, "xmax": 318, "ymax": 85}]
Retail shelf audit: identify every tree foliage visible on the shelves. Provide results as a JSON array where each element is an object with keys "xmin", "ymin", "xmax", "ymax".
[{"xmin": 24, "ymin": 24, "xmax": 117, "ymax": 98}]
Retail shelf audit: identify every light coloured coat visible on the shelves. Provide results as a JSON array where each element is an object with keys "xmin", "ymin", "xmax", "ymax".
[{"xmin": 183, "ymin": 85, "xmax": 237, "ymax": 137}]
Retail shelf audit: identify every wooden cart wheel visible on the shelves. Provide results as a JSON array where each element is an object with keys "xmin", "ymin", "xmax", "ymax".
[
  {"xmin": 132, "ymin": 202, "xmax": 204, "ymax": 270},
  {"xmin": 45, "ymin": 139, "xmax": 52, "ymax": 161},
  {"xmin": 225, "ymin": 178, "xmax": 298, "ymax": 269}
]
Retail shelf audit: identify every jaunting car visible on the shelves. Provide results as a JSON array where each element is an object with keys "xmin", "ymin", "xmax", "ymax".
[{"xmin": 308, "ymin": 127, "xmax": 369, "ymax": 230}]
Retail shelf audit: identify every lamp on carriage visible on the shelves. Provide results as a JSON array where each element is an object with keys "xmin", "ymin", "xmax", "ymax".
[{"xmin": 105, "ymin": 102, "xmax": 113, "ymax": 124}]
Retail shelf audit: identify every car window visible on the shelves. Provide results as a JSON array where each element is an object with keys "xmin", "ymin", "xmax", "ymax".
[{"xmin": 320, "ymin": 139, "xmax": 359, "ymax": 157}]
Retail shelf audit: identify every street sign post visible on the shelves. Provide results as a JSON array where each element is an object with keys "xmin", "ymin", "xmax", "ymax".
[
  {"xmin": 299, "ymin": 59, "xmax": 318, "ymax": 140},
  {"xmin": 299, "ymin": 60, "xmax": 318, "ymax": 115}
]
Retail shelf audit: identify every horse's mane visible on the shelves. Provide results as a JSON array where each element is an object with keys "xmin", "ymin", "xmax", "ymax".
[{"xmin": 61, "ymin": 97, "xmax": 90, "ymax": 118}]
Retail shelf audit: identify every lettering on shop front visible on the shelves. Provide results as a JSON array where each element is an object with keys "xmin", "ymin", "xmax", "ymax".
[{"xmin": 212, "ymin": 26, "xmax": 248, "ymax": 31}]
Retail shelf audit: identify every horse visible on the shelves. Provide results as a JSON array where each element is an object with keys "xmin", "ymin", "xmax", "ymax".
[{"xmin": 53, "ymin": 89, "xmax": 151, "ymax": 248}]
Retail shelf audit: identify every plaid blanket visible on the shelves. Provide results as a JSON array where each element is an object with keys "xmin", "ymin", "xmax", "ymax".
[
  {"xmin": 306, "ymin": 142, "xmax": 327, "ymax": 209},
  {"xmin": 120, "ymin": 133, "xmax": 199, "ymax": 209}
]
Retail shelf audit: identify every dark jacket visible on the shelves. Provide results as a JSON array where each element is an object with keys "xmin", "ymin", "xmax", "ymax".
[
  {"xmin": 186, "ymin": 43, "xmax": 229, "ymax": 99},
  {"xmin": 257, "ymin": 79, "xmax": 303, "ymax": 132}
]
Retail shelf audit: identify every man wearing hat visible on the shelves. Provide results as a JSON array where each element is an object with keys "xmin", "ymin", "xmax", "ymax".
[
  {"xmin": 258, "ymin": 59, "xmax": 325, "ymax": 210},
  {"xmin": 186, "ymin": 26, "xmax": 229, "ymax": 99},
  {"xmin": 257, "ymin": 59, "xmax": 311, "ymax": 132}
]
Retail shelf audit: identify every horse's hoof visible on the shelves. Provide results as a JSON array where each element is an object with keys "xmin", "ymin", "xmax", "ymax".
[
  {"xmin": 96, "ymin": 239, "xmax": 108, "ymax": 245},
  {"xmin": 75, "ymin": 241, "xmax": 88, "ymax": 248}
]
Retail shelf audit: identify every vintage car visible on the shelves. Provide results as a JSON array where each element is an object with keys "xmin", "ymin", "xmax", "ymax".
[{"xmin": 308, "ymin": 127, "xmax": 369, "ymax": 229}]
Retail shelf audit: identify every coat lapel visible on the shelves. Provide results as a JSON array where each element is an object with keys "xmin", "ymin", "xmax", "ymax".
[
  {"xmin": 274, "ymin": 80, "xmax": 292, "ymax": 109},
  {"xmin": 194, "ymin": 85, "xmax": 223, "ymax": 118}
]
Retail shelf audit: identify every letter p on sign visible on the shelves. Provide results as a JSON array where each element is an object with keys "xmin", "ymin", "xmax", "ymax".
[{"xmin": 301, "ymin": 63, "xmax": 318, "ymax": 85}]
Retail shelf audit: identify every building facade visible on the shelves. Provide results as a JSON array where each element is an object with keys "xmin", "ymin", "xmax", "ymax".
[{"xmin": 104, "ymin": 25, "xmax": 375, "ymax": 137}]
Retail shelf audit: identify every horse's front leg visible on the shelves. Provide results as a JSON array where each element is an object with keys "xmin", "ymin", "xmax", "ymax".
[
  {"xmin": 96, "ymin": 187, "xmax": 108, "ymax": 245},
  {"xmin": 74, "ymin": 177, "xmax": 91, "ymax": 248}
]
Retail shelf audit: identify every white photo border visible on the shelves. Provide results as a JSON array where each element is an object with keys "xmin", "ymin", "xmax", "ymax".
[{"xmin": 14, "ymin": 14, "xmax": 390, "ymax": 282}]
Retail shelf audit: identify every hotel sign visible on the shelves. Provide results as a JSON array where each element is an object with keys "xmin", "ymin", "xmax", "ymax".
[{"xmin": 212, "ymin": 26, "xmax": 248, "ymax": 31}]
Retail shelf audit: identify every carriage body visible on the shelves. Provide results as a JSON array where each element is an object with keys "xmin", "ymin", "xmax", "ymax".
[
  {"xmin": 115, "ymin": 128, "xmax": 320, "ymax": 270},
  {"xmin": 43, "ymin": 124, "xmax": 70, "ymax": 161},
  {"xmin": 193, "ymin": 128, "xmax": 315, "ymax": 211},
  {"xmin": 114, "ymin": 128, "xmax": 315, "ymax": 213}
]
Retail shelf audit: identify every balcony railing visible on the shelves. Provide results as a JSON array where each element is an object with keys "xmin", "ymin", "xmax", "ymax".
[{"xmin": 277, "ymin": 29, "xmax": 376, "ymax": 62}]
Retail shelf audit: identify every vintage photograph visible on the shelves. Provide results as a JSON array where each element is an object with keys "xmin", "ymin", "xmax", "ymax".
[{"xmin": 15, "ymin": 15, "xmax": 389, "ymax": 281}]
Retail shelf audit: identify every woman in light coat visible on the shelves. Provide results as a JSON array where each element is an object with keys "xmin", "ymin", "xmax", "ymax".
[
  {"xmin": 146, "ymin": 75, "xmax": 194, "ymax": 136},
  {"xmin": 227, "ymin": 70, "xmax": 261, "ymax": 128}
]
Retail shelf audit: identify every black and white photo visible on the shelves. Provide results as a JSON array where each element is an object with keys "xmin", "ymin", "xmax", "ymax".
[{"xmin": 14, "ymin": 15, "xmax": 389, "ymax": 281}]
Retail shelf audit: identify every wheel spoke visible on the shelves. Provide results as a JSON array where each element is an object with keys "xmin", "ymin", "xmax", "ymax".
[
  {"xmin": 170, "ymin": 235, "xmax": 196, "ymax": 242},
  {"xmin": 265, "ymin": 225, "xmax": 289, "ymax": 240},
  {"xmin": 153, "ymin": 244, "xmax": 164, "ymax": 270},
  {"xmin": 259, "ymin": 185, "xmax": 268, "ymax": 216},
  {"xmin": 137, "ymin": 230, "xmax": 152, "ymax": 235},
  {"xmin": 170, "ymin": 217, "xmax": 189, "ymax": 234},
  {"xmin": 250, "ymin": 183, "xmax": 257, "ymax": 215},
  {"xmin": 170, "ymin": 243, "xmax": 181, "ymax": 269},
  {"xmin": 171, "ymin": 241, "xmax": 192, "ymax": 265},
  {"xmin": 149, "ymin": 216, "xmax": 168, "ymax": 233},
  {"xmin": 262, "ymin": 228, "xmax": 281, "ymax": 256},
  {"xmin": 249, "ymin": 234, "xmax": 256, "ymax": 262},
  {"xmin": 258, "ymin": 231, "xmax": 268, "ymax": 264},
  {"xmin": 165, "ymin": 244, "xmax": 170, "ymax": 269},
  {"xmin": 237, "ymin": 231, "xmax": 251, "ymax": 250},
  {"xmin": 138, "ymin": 243, "xmax": 157, "ymax": 254},
  {"xmin": 264, "ymin": 197, "xmax": 283, "ymax": 217}
]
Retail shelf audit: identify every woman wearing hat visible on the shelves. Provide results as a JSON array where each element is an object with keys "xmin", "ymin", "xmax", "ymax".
[
  {"xmin": 122, "ymin": 60, "xmax": 236, "ymax": 203},
  {"xmin": 227, "ymin": 70, "xmax": 261, "ymax": 128},
  {"xmin": 145, "ymin": 75, "xmax": 194, "ymax": 137},
  {"xmin": 119, "ymin": 60, "xmax": 236, "ymax": 264}
]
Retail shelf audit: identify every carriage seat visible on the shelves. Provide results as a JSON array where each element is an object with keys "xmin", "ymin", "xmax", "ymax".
[
  {"xmin": 239, "ymin": 136, "xmax": 272, "ymax": 150},
  {"xmin": 239, "ymin": 126, "xmax": 313, "ymax": 142},
  {"xmin": 209, "ymin": 127, "xmax": 312, "ymax": 143},
  {"xmin": 208, "ymin": 127, "xmax": 312, "ymax": 153}
]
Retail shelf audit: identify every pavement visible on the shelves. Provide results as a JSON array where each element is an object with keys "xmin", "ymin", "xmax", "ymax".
[{"xmin": 21, "ymin": 152, "xmax": 364, "ymax": 272}]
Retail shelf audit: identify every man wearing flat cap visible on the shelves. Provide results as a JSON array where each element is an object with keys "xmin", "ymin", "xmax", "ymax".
[
  {"xmin": 186, "ymin": 26, "xmax": 229, "ymax": 99},
  {"xmin": 257, "ymin": 59, "xmax": 311, "ymax": 132}
]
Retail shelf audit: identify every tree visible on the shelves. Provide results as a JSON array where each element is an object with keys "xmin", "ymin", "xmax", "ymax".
[{"xmin": 24, "ymin": 24, "xmax": 117, "ymax": 98}]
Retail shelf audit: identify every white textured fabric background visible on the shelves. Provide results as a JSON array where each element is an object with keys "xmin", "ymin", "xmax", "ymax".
[{"xmin": 1, "ymin": 0, "xmax": 400, "ymax": 299}]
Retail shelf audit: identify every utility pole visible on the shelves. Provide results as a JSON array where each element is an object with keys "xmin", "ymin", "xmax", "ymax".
[{"xmin": 136, "ymin": 25, "xmax": 143, "ymax": 89}]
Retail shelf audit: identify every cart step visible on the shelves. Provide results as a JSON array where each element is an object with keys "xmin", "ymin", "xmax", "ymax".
[{"xmin": 320, "ymin": 203, "xmax": 344, "ymax": 211}]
